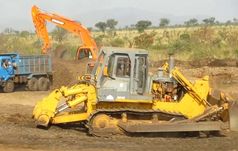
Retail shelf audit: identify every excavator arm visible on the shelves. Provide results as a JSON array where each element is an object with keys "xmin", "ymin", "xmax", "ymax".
[
  {"xmin": 31, "ymin": 5, "xmax": 98, "ymax": 60},
  {"xmin": 31, "ymin": 6, "xmax": 50, "ymax": 54}
]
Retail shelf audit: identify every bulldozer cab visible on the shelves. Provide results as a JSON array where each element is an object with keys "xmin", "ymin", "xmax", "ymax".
[{"xmin": 91, "ymin": 47, "xmax": 152, "ymax": 102}]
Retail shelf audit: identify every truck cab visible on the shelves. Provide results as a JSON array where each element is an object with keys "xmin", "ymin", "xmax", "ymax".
[
  {"xmin": 0, "ymin": 53, "xmax": 18, "ymax": 92},
  {"xmin": 90, "ymin": 47, "xmax": 151, "ymax": 101},
  {"xmin": 0, "ymin": 53, "xmax": 18, "ymax": 78}
]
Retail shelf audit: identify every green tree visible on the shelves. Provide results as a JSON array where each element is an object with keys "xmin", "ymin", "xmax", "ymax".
[
  {"xmin": 3, "ymin": 28, "xmax": 18, "ymax": 35},
  {"xmin": 52, "ymin": 27, "xmax": 68, "ymax": 43},
  {"xmin": 202, "ymin": 17, "xmax": 216, "ymax": 25},
  {"xmin": 233, "ymin": 18, "xmax": 238, "ymax": 24},
  {"xmin": 106, "ymin": 19, "xmax": 118, "ymax": 30},
  {"xmin": 130, "ymin": 24, "xmax": 136, "ymax": 29},
  {"xmin": 215, "ymin": 21, "xmax": 220, "ymax": 25},
  {"xmin": 3, "ymin": 28, "xmax": 12, "ymax": 34},
  {"xmin": 20, "ymin": 30, "xmax": 30, "ymax": 38},
  {"xmin": 95, "ymin": 22, "xmax": 107, "ymax": 32},
  {"xmin": 226, "ymin": 20, "xmax": 232, "ymax": 25},
  {"xmin": 159, "ymin": 18, "xmax": 170, "ymax": 27},
  {"xmin": 184, "ymin": 18, "xmax": 198, "ymax": 26},
  {"xmin": 135, "ymin": 20, "xmax": 152, "ymax": 32}
]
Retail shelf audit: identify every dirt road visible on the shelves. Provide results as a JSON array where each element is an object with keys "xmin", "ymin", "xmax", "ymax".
[
  {"xmin": 0, "ymin": 101, "xmax": 237, "ymax": 151},
  {"xmin": 0, "ymin": 66, "xmax": 238, "ymax": 151}
]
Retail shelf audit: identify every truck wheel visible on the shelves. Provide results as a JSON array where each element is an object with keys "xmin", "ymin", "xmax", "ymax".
[
  {"xmin": 38, "ymin": 77, "xmax": 50, "ymax": 91},
  {"xmin": 28, "ymin": 77, "xmax": 38, "ymax": 91},
  {"xmin": 3, "ymin": 80, "xmax": 14, "ymax": 93}
]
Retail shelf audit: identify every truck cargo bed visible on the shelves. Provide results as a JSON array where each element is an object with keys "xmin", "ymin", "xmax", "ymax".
[{"xmin": 17, "ymin": 55, "xmax": 52, "ymax": 75}]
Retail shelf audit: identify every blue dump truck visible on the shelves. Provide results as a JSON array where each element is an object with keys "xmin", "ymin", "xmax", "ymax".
[{"xmin": 0, "ymin": 53, "xmax": 52, "ymax": 92}]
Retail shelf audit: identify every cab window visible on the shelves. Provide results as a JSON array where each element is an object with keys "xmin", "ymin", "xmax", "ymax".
[
  {"xmin": 116, "ymin": 57, "xmax": 130, "ymax": 78},
  {"xmin": 78, "ymin": 49, "xmax": 91, "ymax": 59},
  {"xmin": 1, "ymin": 59, "xmax": 9, "ymax": 68}
]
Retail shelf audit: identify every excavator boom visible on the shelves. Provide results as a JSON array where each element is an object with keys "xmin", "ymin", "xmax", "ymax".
[{"xmin": 31, "ymin": 5, "xmax": 98, "ymax": 60}]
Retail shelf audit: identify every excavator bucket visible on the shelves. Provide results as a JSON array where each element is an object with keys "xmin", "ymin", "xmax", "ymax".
[{"xmin": 229, "ymin": 101, "xmax": 238, "ymax": 131}]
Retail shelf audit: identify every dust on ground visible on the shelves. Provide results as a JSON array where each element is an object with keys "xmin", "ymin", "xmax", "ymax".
[{"xmin": 0, "ymin": 58, "xmax": 238, "ymax": 151}]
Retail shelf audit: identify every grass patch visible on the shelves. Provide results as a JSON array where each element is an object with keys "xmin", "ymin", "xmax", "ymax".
[{"xmin": 0, "ymin": 25, "xmax": 238, "ymax": 62}]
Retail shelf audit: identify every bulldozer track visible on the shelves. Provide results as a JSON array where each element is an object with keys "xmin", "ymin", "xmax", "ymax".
[
  {"xmin": 87, "ymin": 109, "xmax": 186, "ymax": 137},
  {"xmin": 86, "ymin": 105, "xmax": 232, "ymax": 137}
]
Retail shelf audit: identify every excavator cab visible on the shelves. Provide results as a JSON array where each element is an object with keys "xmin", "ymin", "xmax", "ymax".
[
  {"xmin": 77, "ymin": 49, "xmax": 90, "ymax": 60},
  {"xmin": 77, "ymin": 48, "xmax": 95, "ymax": 60},
  {"xmin": 90, "ymin": 47, "xmax": 151, "ymax": 102}
]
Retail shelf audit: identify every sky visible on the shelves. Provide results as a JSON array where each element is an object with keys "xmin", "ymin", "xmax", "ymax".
[{"xmin": 0, "ymin": 0, "xmax": 237, "ymax": 31}]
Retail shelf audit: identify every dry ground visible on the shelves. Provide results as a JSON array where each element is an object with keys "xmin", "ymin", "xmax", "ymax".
[
  {"xmin": 0, "ymin": 98, "xmax": 237, "ymax": 151},
  {"xmin": 0, "ymin": 60, "xmax": 238, "ymax": 151}
]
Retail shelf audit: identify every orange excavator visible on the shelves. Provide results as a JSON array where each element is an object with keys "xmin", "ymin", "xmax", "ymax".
[{"xmin": 31, "ymin": 5, "xmax": 98, "ymax": 60}]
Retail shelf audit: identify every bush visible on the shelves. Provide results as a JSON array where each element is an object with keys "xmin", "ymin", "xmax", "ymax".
[
  {"xmin": 134, "ymin": 32, "xmax": 156, "ymax": 49},
  {"xmin": 179, "ymin": 33, "xmax": 190, "ymax": 41},
  {"xmin": 235, "ymin": 49, "xmax": 238, "ymax": 58},
  {"xmin": 109, "ymin": 38, "xmax": 125, "ymax": 47},
  {"xmin": 191, "ymin": 48, "xmax": 208, "ymax": 60},
  {"xmin": 168, "ymin": 33, "xmax": 192, "ymax": 55},
  {"xmin": 1, "ymin": 25, "xmax": 238, "ymax": 61},
  {"xmin": 94, "ymin": 35, "xmax": 106, "ymax": 48}
]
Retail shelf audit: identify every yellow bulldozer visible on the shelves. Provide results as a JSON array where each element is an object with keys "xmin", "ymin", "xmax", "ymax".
[{"xmin": 33, "ymin": 47, "xmax": 238, "ymax": 136}]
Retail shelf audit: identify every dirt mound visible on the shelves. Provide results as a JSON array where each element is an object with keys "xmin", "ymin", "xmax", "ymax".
[
  {"xmin": 150, "ymin": 59, "xmax": 238, "ymax": 69},
  {"xmin": 149, "ymin": 59, "xmax": 191, "ymax": 68},
  {"xmin": 187, "ymin": 58, "xmax": 238, "ymax": 68},
  {"xmin": 53, "ymin": 46, "xmax": 68, "ymax": 59},
  {"xmin": 208, "ymin": 59, "xmax": 238, "ymax": 67},
  {"xmin": 51, "ymin": 58, "xmax": 90, "ymax": 89}
]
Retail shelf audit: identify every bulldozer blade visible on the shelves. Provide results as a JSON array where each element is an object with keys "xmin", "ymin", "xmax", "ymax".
[
  {"xmin": 32, "ymin": 89, "xmax": 62, "ymax": 127},
  {"xmin": 229, "ymin": 101, "xmax": 238, "ymax": 131},
  {"xmin": 118, "ymin": 121, "xmax": 226, "ymax": 133}
]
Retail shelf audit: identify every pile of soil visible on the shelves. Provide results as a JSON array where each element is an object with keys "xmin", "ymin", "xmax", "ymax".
[
  {"xmin": 51, "ymin": 58, "xmax": 90, "ymax": 89},
  {"xmin": 150, "ymin": 58, "xmax": 238, "ymax": 68},
  {"xmin": 46, "ymin": 45, "xmax": 89, "ymax": 89}
]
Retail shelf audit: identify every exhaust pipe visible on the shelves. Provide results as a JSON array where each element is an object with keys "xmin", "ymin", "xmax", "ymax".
[{"xmin": 169, "ymin": 55, "xmax": 174, "ymax": 78}]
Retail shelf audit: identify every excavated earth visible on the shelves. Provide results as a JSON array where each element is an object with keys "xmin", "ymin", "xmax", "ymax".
[{"xmin": 0, "ymin": 58, "xmax": 238, "ymax": 151}]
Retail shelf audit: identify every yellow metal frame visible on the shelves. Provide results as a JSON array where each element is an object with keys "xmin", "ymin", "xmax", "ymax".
[
  {"xmin": 33, "ymin": 64, "xmax": 214, "ymax": 126},
  {"xmin": 33, "ymin": 84, "xmax": 97, "ymax": 126}
]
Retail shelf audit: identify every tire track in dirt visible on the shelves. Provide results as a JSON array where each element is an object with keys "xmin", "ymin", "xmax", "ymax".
[{"xmin": 0, "ymin": 104, "xmax": 237, "ymax": 151}]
